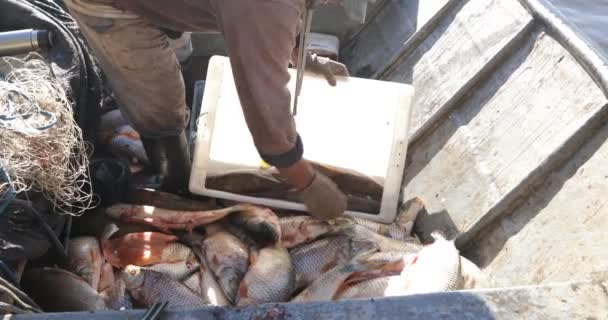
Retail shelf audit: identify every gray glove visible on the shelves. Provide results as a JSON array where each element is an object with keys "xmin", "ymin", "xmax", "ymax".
[
  {"xmin": 306, "ymin": 53, "xmax": 350, "ymax": 86},
  {"xmin": 300, "ymin": 172, "xmax": 348, "ymax": 220}
]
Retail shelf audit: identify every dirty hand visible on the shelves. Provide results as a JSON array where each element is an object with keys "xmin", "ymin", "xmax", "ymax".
[
  {"xmin": 278, "ymin": 160, "xmax": 347, "ymax": 220},
  {"xmin": 306, "ymin": 53, "xmax": 350, "ymax": 86}
]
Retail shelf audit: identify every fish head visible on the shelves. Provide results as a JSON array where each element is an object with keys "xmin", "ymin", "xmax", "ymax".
[
  {"xmin": 349, "ymin": 239, "xmax": 378, "ymax": 257},
  {"xmin": 230, "ymin": 206, "xmax": 281, "ymax": 246},
  {"xmin": 105, "ymin": 204, "xmax": 131, "ymax": 219},
  {"xmin": 121, "ymin": 265, "xmax": 145, "ymax": 290}
]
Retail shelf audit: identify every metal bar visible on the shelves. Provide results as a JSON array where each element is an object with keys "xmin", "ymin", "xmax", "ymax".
[{"xmin": 293, "ymin": 8, "xmax": 314, "ymax": 115}]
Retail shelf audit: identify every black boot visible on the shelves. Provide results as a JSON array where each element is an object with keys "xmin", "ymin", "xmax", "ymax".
[
  {"xmin": 142, "ymin": 132, "xmax": 191, "ymax": 193},
  {"xmin": 163, "ymin": 131, "xmax": 192, "ymax": 193},
  {"xmin": 142, "ymin": 137, "xmax": 169, "ymax": 180}
]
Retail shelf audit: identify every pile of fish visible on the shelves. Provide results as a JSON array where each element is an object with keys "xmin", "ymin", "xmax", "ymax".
[{"xmin": 19, "ymin": 191, "xmax": 487, "ymax": 312}]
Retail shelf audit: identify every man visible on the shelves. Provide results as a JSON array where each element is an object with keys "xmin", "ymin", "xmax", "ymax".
[{"xmin": 64, "ymin": 0, "xmax": 362, "ymax": 220}]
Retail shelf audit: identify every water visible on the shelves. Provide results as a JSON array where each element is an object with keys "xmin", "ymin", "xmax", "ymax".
[{"xmin": 546, "ymin": 0, "xmax": 608, "ymax": 60}]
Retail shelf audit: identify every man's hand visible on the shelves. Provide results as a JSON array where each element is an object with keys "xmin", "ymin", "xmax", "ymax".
[
  {"xmin": 278, "ymin": 159, "xmax": 347, "ymax": 220},
  {"xmin": 306, "ymin": 53, "xmax": 349, "ymax": 86}
]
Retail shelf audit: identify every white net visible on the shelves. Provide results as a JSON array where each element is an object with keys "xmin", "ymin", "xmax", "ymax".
[{"xmin": 0, "ymin": 53, "xmax": 94, "ymax": 215}]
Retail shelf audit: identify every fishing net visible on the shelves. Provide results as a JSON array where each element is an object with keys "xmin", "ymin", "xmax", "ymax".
[{"xmin": 0, "ymin": 53, "xmax": 93, "ymax": 216}]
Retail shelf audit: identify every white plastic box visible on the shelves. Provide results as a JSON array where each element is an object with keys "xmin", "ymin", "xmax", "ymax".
[{"xmin": 190, "ymin": 56, "xmax": 414, "ymax": 223}]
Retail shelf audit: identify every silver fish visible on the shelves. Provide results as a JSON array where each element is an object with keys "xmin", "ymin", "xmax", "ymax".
[
  {"xmin": 336, "ymin": 275, "xmax": 403, "ymax": 300},
  {"xmin": 236, "ymin": 245, "xmax": 294, "ymax": 306},
  {"xmin": 290, "ymin": 235, "xmax": 377, "ymax": 291},
  {"xmin": 396, "ymin": 197, "xmax": 425, "ymax": 236},
  {"xmin": 340, "ymin": 223, "xmax": 422, "ymax": 253},
  {"xmin": 122, "ymin": 265, "xmax": 209, "ymax": 308},
  {"xmin": 460, "ymin": 256, "xmax": 489, "ymax": 289},
  {"xmin": 67, "ymin": 237, "xmax": 103, "ymax": 290},
  {"xmin": 352, "ymin": 217, "xmax": 411, "ymax": 241},
  {"xmin": 228, "ymin": 206, "xmax": 282, "ymax": 246},
  {"xmin": 279, "ymin": 216, "xmax": 336, "ymax": 248},
  {"xmin": 177, "ymin": 231, "xmax": 231, "ymax": 306},
  {"xmin": 100, "ymin": 276, "xmax": 133, "ymax": 310},
  {"xmin": 148, "ymin": 243, "xmax": 200, "ymax": 281},
  {"xmin": 399, "ymin": 232, "xmax": 463, "ymax": 293},
  {"xmin": 22, "ymin": 268, "xmax": 106, "ymax": 312},
  {"xmin": 291, "ymin": 258, "xmax": 397, "ymax": 303},
  {"xmin": 203, "ymin": 224, "xmax": 249, "ymax": 303}
]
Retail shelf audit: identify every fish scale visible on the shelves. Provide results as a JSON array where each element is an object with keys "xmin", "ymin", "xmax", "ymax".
[
  {"xmin": 290, "ymin": 235, "xmax": 377, "ymax": 291},
  {"xmin": 203, "ymin": 224, "xmax": 249, "ymax": 303},
  {"xmin": 337, "ymin": 275, "xmax": 403, "ymax": 300},
  {"xmin": 236, "ymin": 245, "xmax": 294, "ymax": 306},
  {"xmin": 291, "ymin": 259, "xmax": 391, "ymax": 303},
  {"xmin": 341, "ymin": 224, "xmax": 423, "ymax": 253},
  {"xmin": 122, "ymin": 266, "xmax": 209, "ymax": 308},
  {"xmin": 279, "ymin": 216, "xmax": 335, "ymax": 248}
]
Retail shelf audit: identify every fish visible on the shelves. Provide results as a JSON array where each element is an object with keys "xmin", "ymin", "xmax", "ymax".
[
  {"xmin": 279, "ymin": 216, "xmax": 336, "ymax": 248},
  {"xmin": 460, "ymin": 256, "xmax": 489, "ymax": 289},
  {"xmin": 351, "ymin": 217, "xmax": 411, "ymax": 241},
  {"xmin": 236, "ymin": 245, "xmax": 294, "ymax": 306},
  {"xmin": 100, "ymin": 277, "xmax": 133, "ymax": 310},
  {"xmin": 105, "ymin": 203, "xmax": 255, "ymax": 231},
  {"xmin": 98, "ymin": 263, "xmax": 133, "ymax": 310},
  {"xmin": 249, "ymin": 190, "xmax": 381, "ymax": 213},
  {"xmin": 98, "ymin": 110, "xmax": 149, "ymax": 167},
  {"xmin": 205, "ymin": 169, "xmax": 287, "ymax": 194},
  {"xmin": 98, "ymin": 109, "xmax": 128, "ymax": 143},
  {"xmin": 396, "ymin": 197, "xmax": 425, "ymax": 236},
  {"xmin": 336, "ymin": 275, "xmax": 403, "ymax": 300},
  {"xmin": 67, "ymin": 237, "xmax": 103, "ymax": 290},
  {"xmin": 147, "ymin": 244, "xmax": 200, "ymax": 281},
  {"xmin": 97, "ymin": 262, "xmax": 115, "ymax": 293},
  {"xmin": 177, "ymin": 232, "xmax": 231, "ymax": 306},
  {"xmin": 122, "ymin": 265, "xmax": 209, "ymax": 308},
  {"xmin": 227, "ymin": 206, "xmax": 281, "ymax": 246},
  {"xmin": 108, "ymin": 128, "xmax": 149, "ymax": 167},
  {"xmin": 22, "ymin": 268, "xmax": 106, "ymax": 312},
  {"xmin": 339, "ymin": 223, "xmax": 423, "ymax": 253},
  {"xmin": 333, "ymin": 252, "xmax": 418, "ymax": 299},
  {"xmin": 398, "ymin": 232, "xmax": 463, "ymax": 293},
  {"xmin": 203, "ymin": 224, "xmax": 249, "ymax": 303},
  {"xmin": 310, "ymin": 162, "xmax": 384, "ymax": 200},
  {"xmin": 126, "ymin": 188, "xmax": 217, "ymax": 212},
  {"xmin": 71, "ymin": 209, "xmax": 160, "ymax": 240},
  {"xmin": 290, "ymin": 235, "xmax": 378, "ymax": 291},
  {"xmin": 102, "ymin": 232, "xmax": 179, "ymax": 268},
  {"xmin": 291, "ymin": 258, "xmax": 399, "ymax": 303}
]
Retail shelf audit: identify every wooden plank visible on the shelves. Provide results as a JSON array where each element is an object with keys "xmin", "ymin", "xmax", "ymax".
[
  {"xmin": 466, "ymin": 116, "xmax": 608, "ymax": 287},
  {"xmin": 382, "ymin": 0, "xmax": 533, "ymax": 141},
  {"xmin": 341, "ymin": 0, "xmax": 451, "ymax": 78},
  {"xmin": 403, "ymin": 30, "xmax": 608, "ymax": 241}
]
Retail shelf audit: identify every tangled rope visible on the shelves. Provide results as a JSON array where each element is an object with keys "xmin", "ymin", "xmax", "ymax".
[{"xmin": 0, "ymin": 53, "xmax": 94, "ymax": 216}]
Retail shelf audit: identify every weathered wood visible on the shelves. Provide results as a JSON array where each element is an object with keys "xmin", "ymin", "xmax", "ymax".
[
  {"xmin": 341, "ymin": 0, "xmax": 452, "ymax": 78},
  {"xmin": 404, "ymin": 30, "xmax": 608, "ymax": 241},
  {"xmin": 382, "ymin": 0, "xmax": 533, "ymax": 142},
  {"xmin": 465, "ymin": 117, "xmax": 608, "ymax": 287}
]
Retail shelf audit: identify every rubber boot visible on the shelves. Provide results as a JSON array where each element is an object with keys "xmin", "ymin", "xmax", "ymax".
[
  {"xmin": 142, "ymin": 137, "xmax": 169, "ymax": 188},
  {"xmin": 163, "ymin": 131, "xmax": 192, "ymax": 193}
]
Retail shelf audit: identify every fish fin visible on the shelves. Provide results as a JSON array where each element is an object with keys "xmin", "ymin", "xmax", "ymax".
[{"xmin": 238, "ymin": 282, "xmax": 249, "ymax": 299}]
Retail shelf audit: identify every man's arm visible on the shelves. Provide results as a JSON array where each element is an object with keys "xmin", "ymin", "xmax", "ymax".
[{"xmin": 215, "ymin": 0, "xmax": 347, "ymax": 219}]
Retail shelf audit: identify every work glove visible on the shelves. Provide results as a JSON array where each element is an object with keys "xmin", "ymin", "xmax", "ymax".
[
  {"xmin": 306, "ymin": 52, "xmax": 349, "ymax": 86},
  {"xmin": 300, "ymin": 172, "xmax": 348, "ymax": 220}
]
